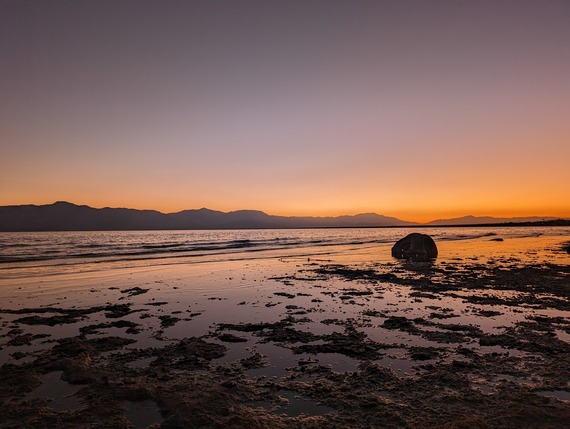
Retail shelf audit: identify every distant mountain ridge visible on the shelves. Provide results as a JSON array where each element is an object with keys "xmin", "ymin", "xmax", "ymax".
[
  {"xmin": 427, "ymin": 215, "xmax": 560, "ymax": 226},
  {"xmin": 0, "ymin": 202, "xmax": 416, "ymax": 231},
  {"xmin": 0, "ymin": 202, "xmax": 566, "ymax": 231}
]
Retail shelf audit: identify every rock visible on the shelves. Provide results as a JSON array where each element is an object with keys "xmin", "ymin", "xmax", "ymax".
[{"xmin": 391, "ymin": 233, "xmax": 438, "ymax": 261}]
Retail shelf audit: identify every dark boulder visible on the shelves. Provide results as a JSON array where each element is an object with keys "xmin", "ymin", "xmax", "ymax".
[{"xmin": 391, "ymin": 233, "xmax": 438, "ymax": 261}]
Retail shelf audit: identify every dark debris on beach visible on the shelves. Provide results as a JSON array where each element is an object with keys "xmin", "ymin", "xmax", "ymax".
[{"xmin": 1, "ymin": 254, "xmax": 570, "ymax": 428}]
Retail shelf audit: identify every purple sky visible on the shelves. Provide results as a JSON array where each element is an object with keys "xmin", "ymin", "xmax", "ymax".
[{"xmin": 1, "ymin": 1, "xmax": 569, "ymax": 221}]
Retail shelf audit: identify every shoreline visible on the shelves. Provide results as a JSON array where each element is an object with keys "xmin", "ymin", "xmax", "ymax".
[{"xmin": 1, "ymin": 233, "xmax": 569, "ymax": 427}]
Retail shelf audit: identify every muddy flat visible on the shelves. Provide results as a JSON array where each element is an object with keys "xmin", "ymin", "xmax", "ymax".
[{"xmin": 1, "ymin": 228, "xmax": 569, "ymax": 428}]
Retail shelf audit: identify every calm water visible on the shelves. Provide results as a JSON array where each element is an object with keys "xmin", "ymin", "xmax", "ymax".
[{"xmin": 1, "ymin": 226, "xmax": 568, "ymax": 279}]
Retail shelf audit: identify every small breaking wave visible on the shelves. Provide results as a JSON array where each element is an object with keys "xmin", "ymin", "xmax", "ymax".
[{"xmin": 0, "ymin": 226, "xmax": 562, "ymax": 269}]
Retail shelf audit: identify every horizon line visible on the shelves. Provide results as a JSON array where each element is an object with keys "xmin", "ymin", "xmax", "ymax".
[{"xmin": 2, "ymin": 200, "xmax": 568, "ymax": 226}]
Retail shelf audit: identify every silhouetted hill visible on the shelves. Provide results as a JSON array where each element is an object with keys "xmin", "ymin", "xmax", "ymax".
[
  {"xmin": 0, "ymin": 202, "xmax": 416, "ymax": 231},
  {"xmin": 0, "ymin": 202, "xmax": 166, "ymax": 231},
  {"xmin": 2, "ymin": 202, "xmax": 567, "ymax": 231},
  {"xmin": 427, "ymin": 215, "xmax": 560, "ymax": 226}
]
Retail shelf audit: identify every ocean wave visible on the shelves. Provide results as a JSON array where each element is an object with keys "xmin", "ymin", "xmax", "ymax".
[{"xmin": 0, "ymin": 226, "xmax": 562, "ymax": 268}]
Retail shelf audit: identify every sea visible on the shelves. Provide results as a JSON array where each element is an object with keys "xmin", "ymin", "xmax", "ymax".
[{"xmin": 1, "ymin": 226, "xmax": 568, "ymax": 280}]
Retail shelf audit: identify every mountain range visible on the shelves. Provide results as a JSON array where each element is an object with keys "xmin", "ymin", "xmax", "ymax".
[
  {"xmin": 425, "ymin": 215, "xmax": 562, "ymax": 226},
  {"xmin": 0, "ymin": 202, "xmax": 565, "ymax": 231}
]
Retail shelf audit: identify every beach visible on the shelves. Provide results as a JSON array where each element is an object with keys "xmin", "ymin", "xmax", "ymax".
[{"xmin": 1, "ymin": 227, "xmax": 570, "ymax": 428}]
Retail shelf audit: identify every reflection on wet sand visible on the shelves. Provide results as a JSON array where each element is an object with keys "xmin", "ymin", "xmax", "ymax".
[{"xmin": 1, "ymin": 229, "xmax": 570, "ymax": 427}]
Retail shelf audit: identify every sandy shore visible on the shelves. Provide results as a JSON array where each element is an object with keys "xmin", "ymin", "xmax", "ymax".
[{"xmin": 1, "ymin": 234, "xmax": 570, "ymax": 428}]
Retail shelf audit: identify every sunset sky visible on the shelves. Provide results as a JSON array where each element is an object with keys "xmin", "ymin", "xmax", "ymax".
[{"xmin": 1, "ymin": 0, "xmax": 569, "ymax": 222}]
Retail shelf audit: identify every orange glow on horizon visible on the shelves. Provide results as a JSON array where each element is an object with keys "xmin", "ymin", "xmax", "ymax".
[{"xmin": 2, "ymin": 195, "xmax": 568, "ymax": 224}]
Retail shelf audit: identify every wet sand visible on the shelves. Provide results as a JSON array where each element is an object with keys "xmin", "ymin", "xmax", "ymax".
[{"xmin": 1, "ymin": 234, "xmax": 570, "ymax": 428}]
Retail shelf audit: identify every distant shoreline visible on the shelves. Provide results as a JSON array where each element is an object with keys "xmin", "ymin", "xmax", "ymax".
[
  {"xmin": 371, "ymin": 219, "xmax": 570, "ymax": 229},
  {"xmin": 1, "ymin": 220, "xmax": 569, "ymax": 233}
]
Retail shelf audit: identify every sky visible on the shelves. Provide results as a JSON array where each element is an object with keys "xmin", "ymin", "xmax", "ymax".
[{"xmin": 1, "ymin": 0, "xmax": 569, "ymax": 222}]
